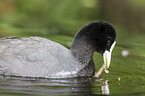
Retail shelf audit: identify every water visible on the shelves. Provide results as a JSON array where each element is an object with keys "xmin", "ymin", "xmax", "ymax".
[
  {"xmin": 0, "ymin": 76, "xmax": 106, "ymax": 96},
  {"xmin": 0, "ymin": 75, "xmax": 144, "ymax": 96}
]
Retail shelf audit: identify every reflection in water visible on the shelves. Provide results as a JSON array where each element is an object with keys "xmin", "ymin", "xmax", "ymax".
[
  {"xmin": 0, "ymin": 76, "xmax": 110, "ymax": 96},
  {"xmin": 101, "ymin": 80, "xmax": 109, "ymax": 95},
  {"xmin": 91, "ymin": 79, "xmax": 110, "ymax": 95}
]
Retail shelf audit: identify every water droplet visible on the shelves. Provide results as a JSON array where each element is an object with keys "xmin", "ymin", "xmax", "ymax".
[{"xmin": 121, "ymin": 50, "xmax": 129, "ymax": 57}]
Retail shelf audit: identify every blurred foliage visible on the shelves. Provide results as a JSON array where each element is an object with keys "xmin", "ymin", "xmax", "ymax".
[
  {"xmin": 0, "ymin": 0, "xmax": 95, "ymax": 36},
  {"xmin": 0, "ymin": 0, "xmax": 145, "ymax": 38}
]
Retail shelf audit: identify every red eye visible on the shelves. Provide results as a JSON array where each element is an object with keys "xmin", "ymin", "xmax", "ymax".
[{"xmin": 107, "ymin": 40, "xmax": 111, "ymax": 45}]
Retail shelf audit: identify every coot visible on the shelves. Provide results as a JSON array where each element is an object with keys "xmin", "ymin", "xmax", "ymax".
[{"xmin": 0, "ymin": 21, "xmax": 116, "ymax": 78}]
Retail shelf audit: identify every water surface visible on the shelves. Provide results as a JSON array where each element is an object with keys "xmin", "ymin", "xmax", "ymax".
[
  {"xmin": 0, "ymin": 76, "xmax": 107, "ymax": 96},
  {"xmin": 0, "ymin": 75, "xmax": 144, "ymax": 96}
]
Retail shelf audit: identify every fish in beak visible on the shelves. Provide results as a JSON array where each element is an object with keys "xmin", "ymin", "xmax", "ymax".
[{"xmin": 94, "ymin": 41, "xmax": 116, "ymax": 78}]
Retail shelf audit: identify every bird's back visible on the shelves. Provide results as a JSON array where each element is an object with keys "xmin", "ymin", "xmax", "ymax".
[{"xmin": 0, "ymin": 37, "xmax": 82, "ymax": 78}]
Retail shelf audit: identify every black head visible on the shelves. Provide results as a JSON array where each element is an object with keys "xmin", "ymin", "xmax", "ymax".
[{"xmin": 75, "ymin": 21, "xmax": 116, "ymax": 54}]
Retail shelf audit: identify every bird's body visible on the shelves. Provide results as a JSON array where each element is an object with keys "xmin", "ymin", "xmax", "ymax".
[
  {"xmin": 0, "ymin": 37, "xmax": 94, "ymax": 78},
  {"xmin": 0, "ymin": 21, "xmax": 116, "ymax": 78}
]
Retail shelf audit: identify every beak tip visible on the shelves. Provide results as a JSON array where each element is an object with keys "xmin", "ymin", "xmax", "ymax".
[{"xmin": 105, "ymin": 69, "xmax": 109, "ymax": 73}]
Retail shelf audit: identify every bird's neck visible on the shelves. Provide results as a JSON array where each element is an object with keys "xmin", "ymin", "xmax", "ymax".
[{"xmin": 71, "ymin": 37, "xmax": 95, "ymax": 64}]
